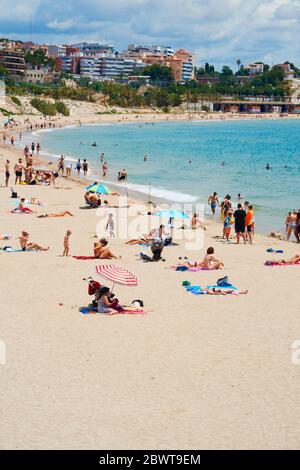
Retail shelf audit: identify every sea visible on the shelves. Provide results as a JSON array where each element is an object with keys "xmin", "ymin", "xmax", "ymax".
[{"xmin": 26, "ymin": 118, "xmax": 300, "ymax": 233}]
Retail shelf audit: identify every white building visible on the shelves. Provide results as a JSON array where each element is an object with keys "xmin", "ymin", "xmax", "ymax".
[
  {"xmin": 48, "ymin": 45, "xmax": 67, "ymax": 57},
  {"xmin": 246, "ymin": 63, "xmax": 264, "ymax": 75}
]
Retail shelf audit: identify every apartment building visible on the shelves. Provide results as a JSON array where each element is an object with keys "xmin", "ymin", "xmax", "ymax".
[
  {"xmin": 0, "ymin": 49, "xmax": 26, "ymax": 77},
  {"xmin": 48, "ymin": 45, "xmax": 67, "ymax": 57},
  {"xmin": 25, "ymin": 66, "xmax": 54, "ymax": 84}
]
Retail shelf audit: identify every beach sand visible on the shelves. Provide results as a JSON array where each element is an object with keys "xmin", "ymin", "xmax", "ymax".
[{"xmin": 1, "ymin": 109, "xmax": 300, "ymax": 450}]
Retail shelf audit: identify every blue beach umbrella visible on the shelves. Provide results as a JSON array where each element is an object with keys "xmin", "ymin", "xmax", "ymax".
[
  {"xmin": 86, "ymin": 183, "xmax": 112, "ymax": 195},
  {"xmin": 154, "ymin": 209, "xmax": 190, "ymax": 219}
]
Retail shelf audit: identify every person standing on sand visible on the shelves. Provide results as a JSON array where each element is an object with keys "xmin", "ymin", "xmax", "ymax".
[
  {"xmin": 63, "ymin": 230, "xmax": 72, "ymax": 256},
  {"xmin": 11, "ymin": 136, "xmax": 15, "ymax": 146},
  {"xmin": 82, "ymin": 159, "xmax": 88, "ymax": 177},
  {"xmin": 57, "ymin": 155, "xmax": 65, "ymax": 175},
  {"xmin": 14, "ymin": 158, "xmax": 23, "ymax": 184},
  {"xmin": 245, "ymin": 205, "xmax": 254, "ymax": 244},
  {"xmin": 208, "ymin": 192, "xmax": 219, "ymax": 215},
  {"xmin": 5, "ymin": 160, "xmax": 10, "ymax": 187},
  {"xmin": 234, "ymin": 203, "xmax": 247, "ymax": 244},
  {"xmin": 287, "ymin": 211, "xmax": 297, "ymax": 241},
  {"xmin": 106, "ymin": 213, "xmax": 115, "ymax": 238},
  {"xmin": 76, "ymin": 159, "xmax": 81, "ymax": 176},
  {"xmin": 66, "ymin": 162, "xmax": 72, "ymax": 177}
]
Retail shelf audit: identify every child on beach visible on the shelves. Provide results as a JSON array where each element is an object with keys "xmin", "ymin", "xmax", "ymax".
[
  {"xmin": 223, "ymin": 211, "xmax": 234, "ymax": 242},
  {"xmin": 106, "ymin": 214, "xmax": 115, "ymax": 238},
  {"xmin": 63, "ymin": 230, "xmax": 72, "ymax": 257}
]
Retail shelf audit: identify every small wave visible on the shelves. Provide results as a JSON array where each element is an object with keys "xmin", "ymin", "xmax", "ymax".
[{"xmin": 103, "ymin": 179, "xmax": 197, "ymax": 203}]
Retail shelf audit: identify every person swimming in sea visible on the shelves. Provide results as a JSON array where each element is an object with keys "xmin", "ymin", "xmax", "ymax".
[
  {"xmin": 92, "ymin": 142, "xmax": 97, "ymax": 147},
  {"xmin": 266, "ymin": 163, "xmax": 271, "ymax": 170}
]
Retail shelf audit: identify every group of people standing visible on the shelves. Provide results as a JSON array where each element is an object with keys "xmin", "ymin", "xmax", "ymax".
[{"xmin": 208, "ymin": 192, "xmax": 255, "ymax": 244}]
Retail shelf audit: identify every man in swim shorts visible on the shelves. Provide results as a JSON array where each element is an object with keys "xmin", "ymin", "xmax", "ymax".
[{"xmin": 208, "ymin": 192, "xmax": 219, "ymax": 215}]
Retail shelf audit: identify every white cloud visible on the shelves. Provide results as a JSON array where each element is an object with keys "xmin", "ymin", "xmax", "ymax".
[
  {"xmin": 47, "ymin": 19, "xmax": 77, "ymax": 31},
  {"xmin": 0, "ymin": 0, "xmax": 299, "ymax": 68}
]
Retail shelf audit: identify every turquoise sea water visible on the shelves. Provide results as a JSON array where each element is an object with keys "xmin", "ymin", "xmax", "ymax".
[{"xmin": 30, "ymin": 119, "xmax": 300, "ymax": 232}]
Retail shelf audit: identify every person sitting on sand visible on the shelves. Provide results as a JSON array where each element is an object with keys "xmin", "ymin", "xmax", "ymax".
[
  {"xmin": 196, "ymin": 247, "xmax": 224, "ymax": 270},
  {"xmin": 37, "ymin": 211, "xmax": 74, "ymax": 218},
  {"xmin": 19, "ymin": 231, "xmax": 49, "ymax": 251},
  {"xmin": 97, "ymin": 286, "xmax": 123, "ymax": 314},
  {"xmin": 191, "ymin": 213, "xmax": 207, "ymax": 231},
  {"xmin": 12, "ymin": 198, "xmax": 35, "ymax": 214},
  {"xmin": 94, "ymin": 238, "xmax": 120, "ymax": 259},
  {"xmin": 84, "ymin": 192, "xmax": 101, "ymax": 208}
]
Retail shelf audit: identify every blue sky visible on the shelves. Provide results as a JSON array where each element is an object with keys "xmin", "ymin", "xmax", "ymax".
[{"xmin": 0, "ymin": 0, "xmax": 299, "ymax": 69}]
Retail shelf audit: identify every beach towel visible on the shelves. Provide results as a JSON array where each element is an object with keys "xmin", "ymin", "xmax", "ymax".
[
  {"xmin": 266, "ymin": 248, "xmax": 284, "ymax": 253},
  {"xmin": 80, "ymin": 306, "xmax": 145, "ymax": 315},
  {"xmin": 185, "ymin": 285, "xmax": 238, "ymax": 295},
  {"xmin": 265, "ymin": 260, "xmax": 300, "ymax": 267},
  {"xmin": 73, "ymin": 256, "xmax": 98, "ymax": 260},
  {"xmin": 0, "ymin": 248, "xmax": 35, "ymax": 253}
]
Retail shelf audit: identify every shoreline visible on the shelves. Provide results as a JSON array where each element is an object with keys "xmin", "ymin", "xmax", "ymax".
[{"xmin": 2, "ymin": 108, "xmax": 298, "ymax": 237}]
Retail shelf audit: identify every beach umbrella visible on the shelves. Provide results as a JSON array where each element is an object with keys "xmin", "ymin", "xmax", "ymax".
[
  {"xmin": 154, "ymin": 209, "xmax": 190, "ymax": 219},
  {"xmin": 95, "ymin": 264, "xmax": 138, "ymax": 287},
  {"xmin": 86, "ymin": 183, "xmax": 112, "ymax": 195}
]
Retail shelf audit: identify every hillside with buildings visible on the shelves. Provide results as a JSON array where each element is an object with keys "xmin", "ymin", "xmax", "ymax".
[{"xmin": 0, "ymin": 38, "xmax": 299, "ymax": 115}]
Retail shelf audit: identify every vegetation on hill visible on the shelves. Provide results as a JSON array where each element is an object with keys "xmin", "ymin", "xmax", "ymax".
[
  {"xmin": 11, "ymin": 96, "xmax": 22, "ymax": 107},
  {"xmin": 30, "ymin": 98, "xmax": 70, "ymax": 116}
]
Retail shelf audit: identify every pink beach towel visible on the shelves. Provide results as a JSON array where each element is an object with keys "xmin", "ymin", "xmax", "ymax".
[{"xmin": 73, "ymin": 256, "xmax": 98, "ymax": 260}]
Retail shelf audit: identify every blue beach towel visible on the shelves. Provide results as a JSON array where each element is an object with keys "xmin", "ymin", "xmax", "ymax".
[{"xmin": 185, "ymin": 285, "xmax": 238, "ymax": 295}]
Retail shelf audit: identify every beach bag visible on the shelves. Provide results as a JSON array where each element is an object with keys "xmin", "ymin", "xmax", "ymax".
[
  {"xmin": 11, "ymin": 191, "xmax": 18, "ymax": 198},
  {"xmin": 176, "ymin": 266, "xmax": 189, "ymax": 271},
  {"xmin": 164, "ymin": 237, "xmax": 172, "ymax": 246},
  {"xmin": 217, "ymin": 276, "xmax": 232, "ymax": 287}
]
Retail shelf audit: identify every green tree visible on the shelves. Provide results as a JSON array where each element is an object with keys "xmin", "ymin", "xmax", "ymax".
[{"xmin": 142, "ymin": 64, "xmax": 174, "ymax": 85}]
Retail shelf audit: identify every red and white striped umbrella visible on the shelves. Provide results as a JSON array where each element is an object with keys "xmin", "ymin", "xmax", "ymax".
[{"xmin": 95, "ymin": 264, "xmax": 138, "ymax": 286}]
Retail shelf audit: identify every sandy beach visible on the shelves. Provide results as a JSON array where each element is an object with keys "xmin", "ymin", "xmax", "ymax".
[{"xmin": 1, "ymin": 106, "xmax": 300, "ymax": 450}]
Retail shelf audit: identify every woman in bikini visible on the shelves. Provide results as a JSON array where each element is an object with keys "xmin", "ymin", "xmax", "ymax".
[
  {"xmin": 37, "ymin": 211, "xmax": 74, "ymax": 218},
  {"xmin": 19, "ymin": 231, "xmax": 49, "ymax": 251}
]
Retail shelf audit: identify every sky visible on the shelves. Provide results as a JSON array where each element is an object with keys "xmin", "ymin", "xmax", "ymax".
[{"xmin": 0, "ymin": 0, "xmax": 299, "ymax": 69}]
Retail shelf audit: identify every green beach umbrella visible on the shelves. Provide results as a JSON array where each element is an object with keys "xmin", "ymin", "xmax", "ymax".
[{"xmin": 86, "ymin": 183, "xmax": 112, "ymax": 195}]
